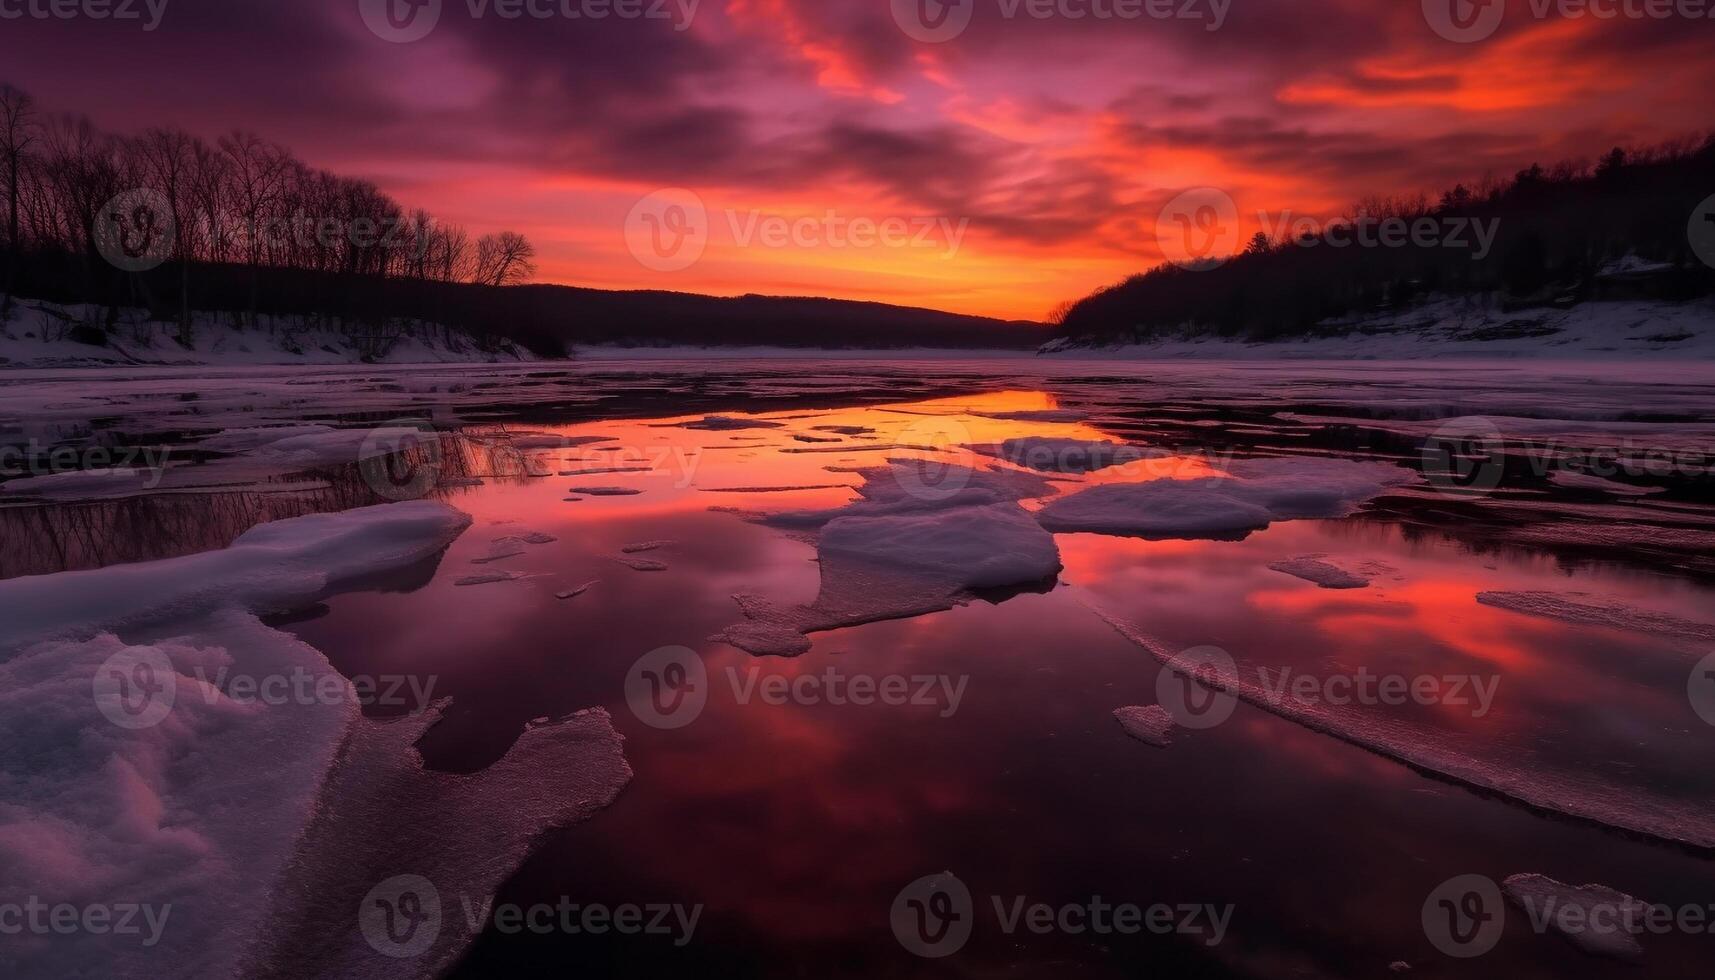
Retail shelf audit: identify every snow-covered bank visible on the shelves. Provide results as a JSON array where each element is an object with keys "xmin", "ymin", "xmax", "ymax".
[
  {"xmin": 573, "ymin": 344, "xmax": 1041, "ymax": 360},
  {"xmin": 1042, "ymin": 298, "xmax": 1715, "ymax": 360},
  {"xmin": 0, "ymin": 297, "xmax": 538, "ymax": 368}
]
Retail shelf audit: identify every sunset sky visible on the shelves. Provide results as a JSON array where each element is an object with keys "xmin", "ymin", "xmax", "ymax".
[{"xmin": 2, "ymin": 0, "xmax": 1711, "ymax": 319}]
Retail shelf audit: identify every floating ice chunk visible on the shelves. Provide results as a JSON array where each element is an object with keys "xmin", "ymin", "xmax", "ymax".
[
  {"xmin": 1113, "ymin": 705, "xmax": 1175, "ymax": 747},
  {"xmin": 621, "ymin": 541, "xmax": 675, "ymax": 554},
  {"xmin": 242, "ymin": 706, "xmax": 630, "ymax": 978},
  {"xmin": 820, "ymin": 505, "xmax": 1061, "ymax": 590},
  {"xmin": 812, "ymin": 425, "xmax": 875, "ymax": 435},
  {"xmin": 0, "ymin": 502, "xmax": 626, "ymax": 980},
  {"xmin": 1268, "ymin": 556, "xmax": 1372, "ymax": 589},
  {"xmin": 713, "ymin": 460, "xmax": 1062, "ymax": 656},
  {"xmin": 196, "ymin": 424, "xmax": 338, "ymax": 455},
  {"xmin": 0, "ymin": 502, "xmax": 472, "ymax": 654},
  {"xmin": 1476, "ymin": 591, "xmax": 1715, "ymax": 643},
  {"xmin": 0, "ymin": 467, "xmax": 158, "ymax": 500},
  {"xmin": 516, "ymin": 532, "xmax": 558, "ymax": 545},
  {"xmin": 1037, "ymin": 458, "xmax": 1414, "ymax": 539},
  {"xmin": 556, "ymin": 581, "xmax": 598, "ymax": 600},
  {"xmin": 570, "ymin": 486, "xmax": 645, "ymax": 497},
  {"xmin": 675, "ymin": 416, "xmax": 784, "ymax": 431},
  {"xmin": 455, "ymin": 571, "xmax": 527, "ymax": 586},
  {"xmin": 616, "ymin": 557, "xmax": 669, "ymax": 572},
  {"xmin": 1039, "ymin": 481, "xmax": 1274, "ymax": 538},
  {"xmin": 1502, "ymin": 874, "xmax": 1648, "ymax": 961},
  {"xmin": 1548, "ymin": 469, "xmax": 1666, "ymax": 496},
  {"xmin": 973, "ymin": 437, "xmax": 1152, "ymax": 474}
]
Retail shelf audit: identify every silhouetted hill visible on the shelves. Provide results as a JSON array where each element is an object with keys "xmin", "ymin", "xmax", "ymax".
[
  {"xmin": 1054, "ymin": 135, "xmax": 1715, "ymax": 345},
  {"xmin": 8, "ymin": 249, "xmax": 1046, "ymax": 354}
]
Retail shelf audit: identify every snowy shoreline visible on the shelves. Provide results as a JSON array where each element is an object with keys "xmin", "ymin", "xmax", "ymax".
[
  {"xmin": 0, "ymin": 297, "xmax": 538, "ymax": 368},
  {"xmin": 1042, "ymin": 297, "xmax": 1715, "ymax": 361}
]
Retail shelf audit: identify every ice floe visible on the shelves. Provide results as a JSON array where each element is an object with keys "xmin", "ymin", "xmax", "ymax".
[
  {"xmin": 569, "ymin": 486, "xmax": 645, "ymax": 496},
  {"xmin": 1476, "ymin": 591, "xmax": 1715, "ymax": 643},
  {"xmin": 674, "ymin": 416, "xmax": 784, "ymax": 431},
  {"xmin": 0, "ymin": 503, "xmax": 472, "ymax": 652},
  {"xmin": 713, "ymin": 460, "xmax": 1062, "ymax": 656},
  {"xmin": 1037, "ymin": 458, "xmax": 1416, "ymax": 539},
  {"xmin": 1502, "ymin": 874, "xmax": 1648, "ymax": 961},
  {"xmin": 1113, "ymin": 705, "xmax": 1176, "ymax": 747},
  {"xmin": 0, "ymin": 503, "xmax": 631, "ymax": 979},
  {"xmin": 1267, "ymin": 556, "xmax": 1374, "ymax": 590},
  {"xmin": 616, "ymin": 558, "xmax": 670, "ymax": 572},
  {"xmin": 820, "ymin": 504, "xmax": 1060, "ymax": 590},
  {"xmin": 455, "ymin": 571, "xmax": 528, "ymax": 586}
]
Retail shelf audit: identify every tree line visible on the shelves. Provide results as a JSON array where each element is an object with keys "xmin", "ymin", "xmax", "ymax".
[
  {"xmin": 0, "ymin": 82, "xmax": 538, "ymax": 350},
  {"xmin": 1053, "ymin": 134, "xmax": 1715, "ymax": 344}
]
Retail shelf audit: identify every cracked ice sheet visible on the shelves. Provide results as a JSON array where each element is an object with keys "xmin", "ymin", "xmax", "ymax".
[
  {"xmin": 713, "ymin": 460, "xmax": 1063, "ymax": 656},
  {"xmin": 0, "ymin": 503, "xmax": 632, "ymax": 979},
  {"xmin": 1088, "ymin": 603, "xmax": 1715, "ymax": 850}
]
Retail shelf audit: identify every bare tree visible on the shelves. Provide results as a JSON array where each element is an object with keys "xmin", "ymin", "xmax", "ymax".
[
  {"xmin": 0, "ymin": 84, "xmax": 38, "ymax": 320},
  {"xmin": 219, "ymin": 132, "xmax": 292, "ymax": 324},
  {"xmin": 133, "ymin": 127, "xmax": 199, "ymax": 340},
  {"xmin": 472, "ymin": 231, "xmax": 537, "ymax": 286}
]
